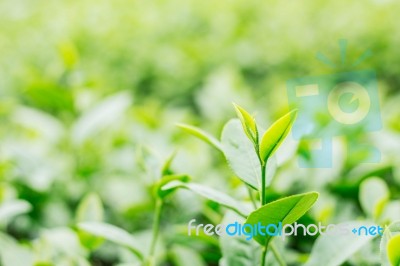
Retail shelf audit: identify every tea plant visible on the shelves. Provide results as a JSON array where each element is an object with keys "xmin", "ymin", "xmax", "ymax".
[
  {"xmin": 173, "ymin": 104, "xmax": 400, "ymax": 265},
  {"xmin": 76, "ymin": 104, "xmax": 400, "ymax": 265},
  {"xmin": 305, "ymin": 175, "xmax": 400, "ymax": 266},
  {"xmin": 77, "ymin": 104, "xmax": 320, "ymax": 265},
  {"xmin": 77, "ymin": 151, "xmax": 191, "ymax": 266},
  {"xmin": 172, "ymin": 104, "xmax": 319, "ymax": 265}
]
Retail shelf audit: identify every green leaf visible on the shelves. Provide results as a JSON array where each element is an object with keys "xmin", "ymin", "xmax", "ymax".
[
  {"xmin": 170, "ymin": 245, "xmax": 207, "ymax": 266},
  {"xmin": 58, "ymin": 41, "xmax": 79, "ymax": 69},
  {"xmin": 76, "ymin": 193, "xmax": 103, "ymax": 223},
  {"xmin": 380, "ymin": 201, "xmax": 400, "ymax": 223},
  {"xmin": 245, "ymin": 192, "xmax": 318, "ymax": 246},
  {"xmin": 72, "ymin": 91, "xmax": 132, "ymax": 145},
  {"xmin": 176, "ymin": 123, "xmax": 223, "ymax": 152},
  {"xmin": 77, "ymin": 222, "xmax": 143, "ymax": 260},
  {"xmin": 221, "ymin": 119, "xmax": 261, "ymax": 190},
  {"xmin": 359, "ymin": 177, "xmax": 389, "ymax": 219},
  {"xmin": 220, "ymin": 211, "xmax": 261, "ymax": 266},
  {"xmin": 306, "ymin": 221, "xmax": 376, "ymax": 266},
  {"xmin": 0, "ymin": 200, "xmax": 31, "ymax": 225},
  {"xmin": 259, "ymin": 110, "xmax": 297, "ymax": 163},
  {"xmin": 76, "ymin": 193, "xmax": 104, "ymax": 249},
  {"xmin": 34, "ymin": 228, "xmax": 87, "ymax": 264},
  {"xmin": 388, "ymin": 234, "xmax": 400, "ymax": 266},
  {"xmin": 160, "ymin": 151, "xmax": 177, "ymax": 176},
  {"xmin": 232, "ymin": 103, "xmax": 258, "ymax": 143},
  {"xmin": 380, "ymin": 221, "xmax": 400, "ymax": 266},
  {"xmin": 161, "ymin": 181, "xmax": 250, "ymax": 217},
  {"xmin": 154, "ymin": 174, "xmax": 191, "ymax": 198},
  {"xmin": 0, "ymin": 232, "xmax": 33, "ymax": 266}
]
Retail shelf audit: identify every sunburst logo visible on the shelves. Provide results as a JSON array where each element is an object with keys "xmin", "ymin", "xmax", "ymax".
[{"xmin": 287, "ymin": 39, "xmax": 382, "ymax": 168}]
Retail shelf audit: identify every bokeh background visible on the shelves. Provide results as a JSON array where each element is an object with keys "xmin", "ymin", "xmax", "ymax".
[{"xmin": 1, "ymin": 0, "xmax": 400, "ymax": 265}]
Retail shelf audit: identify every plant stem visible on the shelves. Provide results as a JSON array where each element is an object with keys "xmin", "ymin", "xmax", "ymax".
[
  {"xmin": 148, "ymin": 198, "xmax": 162, "ymax": 266},
  {"xmin": 261, "ymin": 162, "xmax": 266, "ymax": 205},
  {"xmin": 260, "ymin": 246, "xmax": 267, "ymax": 266},
  {"xmin": 270, "ymin": 242, "xmax": 287, "ymax": 266},
  {"xmin": 255, "ymin": 138, "xmax": 269, "ymax": 266}
]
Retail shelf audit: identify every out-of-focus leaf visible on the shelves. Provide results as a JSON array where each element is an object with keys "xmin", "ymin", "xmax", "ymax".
[
  {"xmin": 155, "ymin": 174, "xmax": 190, "ymax": 198},
  {"xmin": 33, "ymin": 228, "xmax": 87, "ymax": 262},
  {"xmin": 76, "ymin": 193, "xmax": 104, "ymax": 250},
  {"xmin": 359, "ymin": 177, "xmax": 389, "ymax": 219},
  {"xmin": 245, "ymin": 192, "xmax": 318, "ymax": 246},
  {"xmin": 58, "ymin": 41, "xmax": 79, "ymax": 69},
  {"xmin": 259, "ymin": 110, "xmax": 297, "ymax": 164},
  {"xmin": 25, "ymin": 84, "xmax": 74, "ymax": 114},
  {"xmin": 12, "ymin": 107, "xmax": 64, "ymax": 143},
  {"xmin": 381, "ymin": 201, "xmax": 400, "ymax": 224},
  {"xmin": 170, "ymin": 245, "xmax": 207, "ymax": 266},
  {"xmin": 0, "ymin": 200, "xmax": 31, "ymax": 224},
  {"xmin": 34, "ymin": 262, "xmax": 53, "ymax": 266},
  {"xmin": 0, "ymin": 232, "xmax": 33, "ymax": 266},
  {"xmin": 220, "ymin": 211, "xmax": 260, "ymax": 266},
  {"xmin": 232, "ymin": 103, "xmax": 258, "ymax": 143},
  {"xmin": 162, "ymin": 181, "xmax": 250, "ymax": 217},
  {"xmin": 77, "ymin": 222, "xmax": 143, "ymax": 260},
  {"xmin": 160, "ymin": 151, "xmax": 177, "ymax": 176},
  {"xmin": 76, "ymin": 193, "xmax": 103, "ymax": 223},
  {"xmin": 72, "ymin": 91, "xmax": 132, "ymax": 144},
  {"xmin": 388, "ymin": 234, "xmax": 400, "ymax": 266},
  {"xmin": 221, "ymin": 119, "xmax": 260, "ymax": 190},
  {"xmin": 305, "ymin": 221, "xmax": 377, "ymax": 266},
  {"xmin": 176, "ymin": 123, "xmax": 223, "ymax": 152},
  {"xmin": 380, "ymin": 221, "xmax": 400, "ymax": 266}
]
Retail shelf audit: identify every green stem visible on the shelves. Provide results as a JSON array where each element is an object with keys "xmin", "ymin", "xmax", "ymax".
[
  {"xmin": 259, "ymin": 159, "xmax": 268, "ymax": 266},
  {"xmin": 254, "ymin": 137, "xmax": 269, "ymax": 266},
  {"xmin": 260, "ymin": 246, "xmax": 267, "ymax": 266},
  {"xmin": 148, "ymin": 198, "xmax": 163, "ymax": 266},
  {"xmin": 270, "ymin": 242, "xmax": 286, "ymax": 266},
  {"xmin": 261, "ymin": 162, "xmax": 266, "ymax": 205}
]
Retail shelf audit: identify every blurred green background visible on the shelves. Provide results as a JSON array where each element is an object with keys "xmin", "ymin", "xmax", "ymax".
[{"xmin": 1, "ymin": 0, "xmax": 400, "ymax": 265}]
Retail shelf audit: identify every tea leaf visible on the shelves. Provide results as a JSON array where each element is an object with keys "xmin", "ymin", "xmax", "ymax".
[
  {"xmin": 35, "ymin": 228, "xmax": 86, "ymax": 263},
  {"xmin": 220, "ymin": 211, "xmax": 261, "ymax": 266},
  {"xmin": 380, "ymin": 201, "xmax": 400, "ymax": 223},
  {"xmin": 78, "ymin": 222, "xmax": 143, "ymax": 260},
  {"xmin": 232, "ymin": 103, "xmax": 258, "ymax": 143},
  {"xmin": 305, "ymin": 221, "xmax": 376, "ymax": 266},
  {"xmin": 160, "ymin": 151, "xmax": 177, "ymax": 176},
  {"xmin": 359, "ymin": 177, "xmax": 389, "ymax": 219},
  {"xmin": 76, "ymin": 193, "xmax": 103, "ymax": 223},
  {"xmin": 155, "ymin": 174, "xmax": 191, "ymax": 198},
  {"xmin": 72, "ymin": 91, "xmax": 132, "ymax": 145},
  {"xmin": 259, "ymin": 110, "xmax": 297, "ymax": 163},
  {"xmin": 162, "ymin": 181, "xmax": 250, "ymax": 217},
  {"xmin": 170, "ymin": 245, "xmax": 207, "ymax": 266},
  {"xmin": 177, "ymin": 123, "xmax": 223, "ymax": 152},
  {"xmin": 380, "ymin": 221, "xmax": 400, "ymax": 266},
  {"xmin": 245, "ymin": 192, "xmax": 318, "ymax": 246},
  {"xmin": 0, "ymin": 232, "xmax": 33, "ymax": 266},
  {"xmin": 76, "ymin": 193, "xmax": 104, "ymax": 249},
  {"xmin": 221, "ymin": 119, "xmax": 261, "ymax": 190},
  {"xmin": 0, "ymin": 200, "xmax": 31, "ymax": 223},
  {"xmin": 388, "ymin": 234, "xmax": 400, "ymax": 266}
]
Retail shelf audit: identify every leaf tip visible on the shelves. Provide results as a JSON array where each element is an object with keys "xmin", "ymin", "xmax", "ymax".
[
  {"xmin": 289, "ymin": 108, "xmax": 298, "ymax": 120},
  {"xmin": 231, "ymin": 103, "xmax": 258, "ymax": 143}
]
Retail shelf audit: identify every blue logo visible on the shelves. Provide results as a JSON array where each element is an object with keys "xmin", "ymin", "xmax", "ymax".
[{"xmin": 287, "ymin": 40, "xmax": 382, "ymax": 168}]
